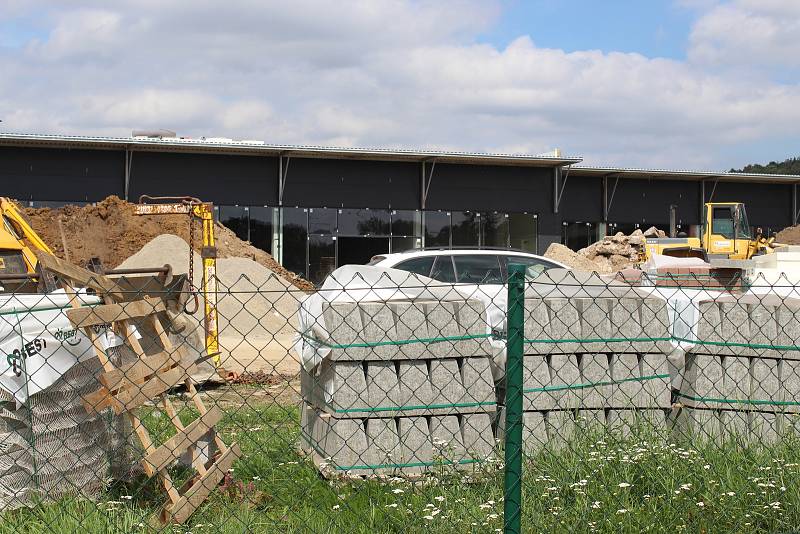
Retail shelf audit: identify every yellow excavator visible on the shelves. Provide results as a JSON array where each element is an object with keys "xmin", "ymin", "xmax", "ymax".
[
  {"xmin": 0, "ymin": 197, "xmax": 53, "ymax": 276},
  {"xmin": 643, "ymin": 202, "xmax": 783, "ymax": 261}
]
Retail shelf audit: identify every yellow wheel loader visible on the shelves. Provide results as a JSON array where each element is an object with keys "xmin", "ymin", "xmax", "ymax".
[{"xmin": 643, "ymin": 202, "xmax": 782, "ymax": 262}]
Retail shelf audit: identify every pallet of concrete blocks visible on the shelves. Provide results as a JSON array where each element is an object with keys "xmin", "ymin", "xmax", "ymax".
[
  {"xmin": 520, "ymin": 294, "xmax": 673, "ymax": 451},
  {"xmin": 300, "ymin": 298, "xmax": 498, "ymax": 476},
  {"xmin": 675, "ymin": 295, "xmax": 800, "ymax": 445}
]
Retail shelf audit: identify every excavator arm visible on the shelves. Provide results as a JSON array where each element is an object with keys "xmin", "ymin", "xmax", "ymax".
[{"xmin": 0, "ymin": 197, "xmax": 52, "ymax": 274}]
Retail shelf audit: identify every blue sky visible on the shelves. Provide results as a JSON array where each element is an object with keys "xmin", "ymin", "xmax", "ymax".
[
  {"xmin": 483, "ymin": 0, "xmax": 696, "ymax": 60},
  {"xmin": 0, "ymin": 0, "xmax": 798, "ymax": 170}
]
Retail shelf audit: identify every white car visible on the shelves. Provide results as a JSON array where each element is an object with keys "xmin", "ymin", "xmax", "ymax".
[{"xmin": 367, "ymin": 248, "xmax": 568, "ymax": 284}]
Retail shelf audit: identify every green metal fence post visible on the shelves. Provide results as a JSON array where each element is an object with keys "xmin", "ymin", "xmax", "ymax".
[{"xmin": 504, "ymin": 263, "xmax": 525, "ymax": 534}]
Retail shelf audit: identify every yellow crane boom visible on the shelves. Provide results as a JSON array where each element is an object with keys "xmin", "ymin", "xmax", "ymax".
[{"xmin": 0, "ymin": 197, "xmax": 53, "ymax": 275}]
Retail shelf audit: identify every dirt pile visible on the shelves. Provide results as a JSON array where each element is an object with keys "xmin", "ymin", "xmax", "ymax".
[
  {"xmin": 21, "ymin": 196, "xmax": 314, "ymax": 291},
  {"xmin": 776, "ymin": 225, "xmax": 800, "ymax": 245},
  {"xmin": 545, "ymin": 227, "xmax": 664, "ymax": 273}
]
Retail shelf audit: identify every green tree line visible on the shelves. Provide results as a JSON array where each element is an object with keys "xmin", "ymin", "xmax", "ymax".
[{"xmin": 731, "ymin": 156, "xmax": 800, "ymax": 175}]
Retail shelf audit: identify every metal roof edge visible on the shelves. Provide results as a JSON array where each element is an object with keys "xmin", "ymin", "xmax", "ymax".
[
  {"xmin": 570, "ymin": 165, "xmax": 800, "ymax": 182},
  {"xmin": 0, "ymin": 132, "xmax": 582, "ymax": 167}
]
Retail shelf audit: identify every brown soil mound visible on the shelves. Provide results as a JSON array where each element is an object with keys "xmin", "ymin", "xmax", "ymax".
[
  {"xmin": 776, "ymin": 225, "xmax": 800, "ymax": 245},
  {"xmin": 21, "ymin": 196, "xmax": 314, "ymax": 291}
]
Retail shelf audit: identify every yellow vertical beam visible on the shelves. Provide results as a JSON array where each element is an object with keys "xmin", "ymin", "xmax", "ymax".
[{"xmin": 197, "ymin": 204, "xmax": 219, "ymax": 363}]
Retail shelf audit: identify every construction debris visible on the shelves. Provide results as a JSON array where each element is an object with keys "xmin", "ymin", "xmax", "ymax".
[{"xmin": 545, "ymin": 228, "xmax": 664, "ymax": 273}]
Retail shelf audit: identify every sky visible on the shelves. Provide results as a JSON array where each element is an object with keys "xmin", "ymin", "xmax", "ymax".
[{"xmin": 0, "ymin": 0, "xmax": 798, "ymax": 170}]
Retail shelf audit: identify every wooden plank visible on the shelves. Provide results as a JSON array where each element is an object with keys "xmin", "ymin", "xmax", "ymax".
[
  {"xmin": 143, "ymin": 408, "xmax": 222, "ymax": 473},
  {"xmin": 66, "ymin": 297, "xmax": 165, "ymax": 328},
  {"xmin": 36, "ymin": 252, "xmax": 124, "ymax": 301},
  {"xmin": 99, "ymin": 346, "xmax": 185, "ymax": 392},
  {"xmin": 112, "ymin": 364, "xmax": 193, "ymax": 414},
  {"xmin": 164, "ymin": 442, "xmax": 241, "ymax": 524}
]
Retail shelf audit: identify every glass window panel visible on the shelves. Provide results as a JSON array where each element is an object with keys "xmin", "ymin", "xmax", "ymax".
[
  {"xmin": 562, "ymin": 222, "xmax": 597, "ymax": 251},
  {"xmin": 424, "ymin": 211, "xmax": 450, "ymax": 247},
  {"xmin": 481, "ymin": 212, "xmax": 509, "ymax": 248},
  {"xmin": 504, "ymin": 255, "xmax": 560, "ymax": 281},
  {"xmin": 281, "ymin": 207, "xmax": 307, "ymax": 276},
  {"xmin": 391, "ymin": 210, "xmax": 421, "ymax": 237},
  {"xmin": 391, "ymin": 236, "xmax": 420, "ymax": 253},
  {"xmin": 454, "ymin": 255, "xmax": 503, "ymax": 284},
  {"xmin": 309, "ymin": 235, "xmax": 335, "ymax": 286},
  {"xmin": 394, "ymin": 256, "xmax": 435, "ymax": 278},
  {"xmin": 509, "ymin": 213, "xmax": 537, "ymax": 253},
  {"xmin": 248, "ymin": 206, "xmax": 272, "ymax": 253},
  {"xmin": 308, "ymin": 208, "xmax": 337, "ymax": 235},
  {"xmin": 430, "ymin": 256, "xmax": 457, "ymax": 283},
  {"xmin": 219, "ymin": 205, "xmax": 249, "ymax": 242},
  {"xmin": 451, "ymin": 211, "xmax": 480, "ymax": 247},
  {"xmin": 337, "ymin": 209, "xmax": 390, "ymax": 236},
  {"xmin": 337, "ymin": 236, "xmax": 389, "ymax": 267}
]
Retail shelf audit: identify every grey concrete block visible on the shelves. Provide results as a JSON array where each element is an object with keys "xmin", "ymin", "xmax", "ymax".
[
  {"xmin": 550, "ymin": 354, "xmax": 581, "ymax": 409},
  {"xmin": 455, "ymin": 299, "xmax": 490, "ymax": 357},
  {"xmin": 545, "ymin": 410, "xmax": 575, "ymax": 449},
  {"xmin": 462, "ymin": 413, "xmax": 495, "ymax": 459},
  {"xmin": 750, "ymin": 412, "xmax": 781, "ymax": 445},
  {"xmin": 367, "ymin": 361, "xmax": 402, "ymax": 409},
  {"xmin": 719, "ymin": 302, "xmax": 750, "ymax": 354},
  {"xmin": 323, "ymin": 302, "xmax": 367, "ymax": 360},
  {"xmin": 720, "ymin": 410, "xmax": 750, "ymax": 445},
  {"xmin": 680, "ymin": 354, "xmax": 724, "ymax": 409},
  {"xmin": 577, "ymin": 298, "xmax": 611, "ymax": 352},
  {"xmin": 639, "ymin": 409, "xmax": 668, "ymax": 434},
  {"xmin": 396, "ymin": 361, "xmax": 434, "ymax": 408},
  {"xmin": 544, "ymin": 298, "xmax": 581, "ymax": 354},
  {"xmin": 782, "ymin": 412, "xmax": 800, "ymax": 436},
  {"xmin": 522, "ymin": 412, "xmax": 549, "ymax": 453},
  {"xmin": 460, "ymin": 357, "xmax": 495, "ymax": 406},
  {"xmin": 575, "ymin": 409, "xmax": 606, "ymax": 432},
  {"xmin": 524, "ymin": 299, "xmax": 552, "ymax": 354},
  {"xmin": 719, "ymin": 355, "xmax": 749, "ymax": 410},
  {"xmin": 641, "ymin": 355, "xmax": 671, "ymax": 409},
  {"xmin": 430, "ymin": 359, "xmax": 467, "ymax": 406},
  {"xmin": 320, "ymin": 416, "xmax": 370, "ymax": 473},
  {"xmin": 674, "ymin": 408, "xmax": 722, "ymax": 444},
  {"xmin": 579, "ymin": 353, "xmax": 612, "ymax": 409},
  {"xmin": 751, "ymin": 358, "xmax": 781, "ymax": 409},
  {"xmin": 430, "ymin": 416, "xmax": 465, "ymax": 462},
  {"xmin": 398, "ymin": 417, "xmax": 432, "ymax": 473},
  {"xmin": 781, "ymin": 359, "xmax": 800, "ymax": 413},
  {"xmin": 607, "ymin": 409, "xmax": 637, "ymax": 438},
  {"xmin": 748, "ymin": 303, "xmax": 779, "ymax": 352},
  {"xmin": 389, "ymin": 301, "xmax": 429, "ymax": 359},
  {"xmin": 425, "ymin": 301, "xmax": 460, "ymax": 358},
  {"xmin": 364, "ymin": 418, "xmax": 400, "ymax": 471},
  {"xmin": 610, "ymin": 298, "xmax": 645, "ymax": 341},
  {"xmin": 303, "ymin": 360, "xmax": 368, "ymax": 414},
  {"xmin": 612, "ymin": 353, "xmax": 641, "ymax": 408},
  {"xmin": 776, "ymin": 304, "xmax": 800, "ymax": 357},
  {"xmin": 523, "ymin": 355, "xmax": 554, "ymax": 410},
  {"xmin": 696, "ymin": 302, "xmax": 724, "ymax": 350},
  {"xmin": 358, "ymin": 302, "xmax": 399, "ymax": 359},
  {"xmin": 640, "ymin": 298, "xmax": 671, "ymax": 340}
]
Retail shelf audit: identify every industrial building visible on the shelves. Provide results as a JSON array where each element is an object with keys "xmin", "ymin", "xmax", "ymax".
[{"xmin": 1, "ymin": 132, "xmax": 798, "ymax": 283}]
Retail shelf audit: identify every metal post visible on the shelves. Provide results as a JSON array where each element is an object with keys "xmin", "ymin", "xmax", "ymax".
[{"xmin": 504, "ymin": 263, "xmax": 525, "ymax": 534}]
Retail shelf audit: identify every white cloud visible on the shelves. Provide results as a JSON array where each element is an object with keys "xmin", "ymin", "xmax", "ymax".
[
  {"xmin": 689, "ymin": 0, "xmax": 800, "ymax": 70},
  {"xmin": 0, "ymin": 1, "xmax": 798, "ymax": 169}
]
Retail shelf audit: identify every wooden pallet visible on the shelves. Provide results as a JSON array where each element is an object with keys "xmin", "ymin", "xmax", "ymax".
[{"xmin": 36, "ymin": 252, "xmax": 240, "ymax": 524}]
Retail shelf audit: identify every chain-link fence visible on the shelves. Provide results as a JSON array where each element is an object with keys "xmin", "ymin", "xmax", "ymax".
[{"xmin": 2, "ymin": 255, "xmax": 800, "ymax": 533}]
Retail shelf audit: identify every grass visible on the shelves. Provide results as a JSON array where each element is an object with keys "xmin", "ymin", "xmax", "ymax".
[{"xmin": 3, "ymin": 390, "xmax": 800, "ymax": 533}]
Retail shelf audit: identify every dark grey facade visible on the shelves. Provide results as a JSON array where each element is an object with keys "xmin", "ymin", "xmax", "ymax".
[{"xmin": 2, "ymin": 134, "xmax": 798, "ymax": 283}]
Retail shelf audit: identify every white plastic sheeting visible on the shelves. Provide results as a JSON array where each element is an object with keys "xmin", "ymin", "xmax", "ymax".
[{"xmin": 0, "ymin": 291, "xmax": 125, "ymax": 404}]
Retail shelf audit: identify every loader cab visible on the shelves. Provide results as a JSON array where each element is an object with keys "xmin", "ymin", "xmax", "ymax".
[{"xmin": 702, "ymin": 202, "xmax": 752, "ymax": 259}]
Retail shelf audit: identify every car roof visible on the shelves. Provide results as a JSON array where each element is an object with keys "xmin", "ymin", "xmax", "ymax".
[{"xmin": 373, "ymin": 248, "xmax": 569, "ymax": 268}]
